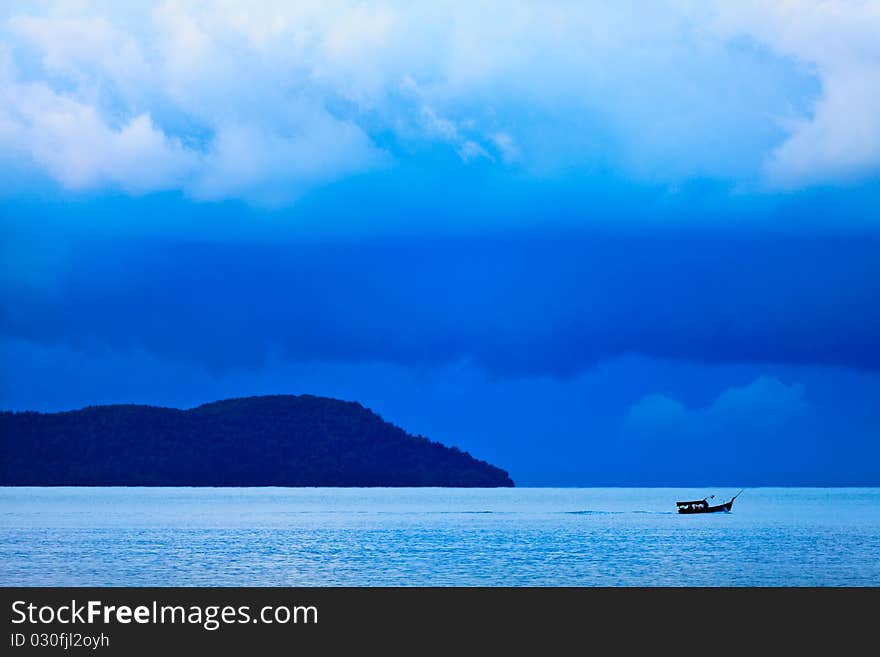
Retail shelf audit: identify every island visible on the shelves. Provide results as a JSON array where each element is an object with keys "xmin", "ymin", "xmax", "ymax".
[{"xmin": 0, "ymin": 394, "xmax": 514, "ymax": 487}]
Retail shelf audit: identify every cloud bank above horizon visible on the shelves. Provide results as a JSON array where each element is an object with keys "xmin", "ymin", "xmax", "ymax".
[{"xmin": 2, "ymin": 0, "xmax": 880, "ymax": 205}]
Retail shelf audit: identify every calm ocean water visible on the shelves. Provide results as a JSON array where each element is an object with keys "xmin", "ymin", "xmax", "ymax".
[{"xmin": 1, "ymin": 487, "xmax": 878, "ymax": 586}]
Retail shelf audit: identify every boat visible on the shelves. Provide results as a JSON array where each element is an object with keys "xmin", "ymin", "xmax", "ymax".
[{"xmin": 676, "ymin": 490, "xmax": 742, "ymax": 514}]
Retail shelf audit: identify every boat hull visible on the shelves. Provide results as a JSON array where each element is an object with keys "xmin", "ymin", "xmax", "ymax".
[{"xmin": 677, "ymin": 499, "xmax": 734, "ymax": 514}]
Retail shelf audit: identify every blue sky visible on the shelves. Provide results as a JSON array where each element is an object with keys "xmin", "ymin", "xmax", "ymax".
[{"xmin": 2, "ymin": 1, "xmax": 879, "ymax": 485}]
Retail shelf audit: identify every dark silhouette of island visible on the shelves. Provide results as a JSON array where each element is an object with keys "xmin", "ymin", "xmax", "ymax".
[{"xmin": 0, "ymin": 395, "xmax": 514, "ymax": 487}]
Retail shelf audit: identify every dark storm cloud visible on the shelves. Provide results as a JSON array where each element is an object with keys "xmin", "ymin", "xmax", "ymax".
[{"xmin": 3, "ymin": 229, "xmax": 879, "ymax": 377}]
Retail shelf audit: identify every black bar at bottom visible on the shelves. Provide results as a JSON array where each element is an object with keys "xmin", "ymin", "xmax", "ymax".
[{"xmin": 2, "ymin": 587, "xmax": 877, "ymax": 654}]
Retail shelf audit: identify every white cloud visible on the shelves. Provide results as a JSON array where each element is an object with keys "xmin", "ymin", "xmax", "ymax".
[
  {"xmin": 0, "ymin": 66, "xmax": 197, "ymax": 193},
  {"xmin": 713, "ymin": 1, "xmax": 880, "ymax": 188},
  {"xmin": 1, "ymin": 1, "xmax": 878, "ymax": 203},
  {"xmin": 421, "ymin": 105, "xmax": 460, "ymax": 142},
  {"xmin": 8, "ymin": 14, "xmax": 148, "ymax": 97},
  {"xmin": 456, "ymin": 140, "xmax": 492, "ymax": 163},
  {"xmin": 190, "ymin": 117, "xmax": 386, "ymax": 205},
  {"xmin": 420, "ymin": 105, "xmax": 494, "ymax": 163},
  {"xmin": 490, "ymin": 133, "xmax": 519, "ymax": 164},
  {"xmin": 623, "ymin": 376, "xmax": 809, "ymax": 441}
]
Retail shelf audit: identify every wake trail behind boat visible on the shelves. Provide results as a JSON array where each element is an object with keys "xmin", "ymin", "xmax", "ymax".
[{"xmin": 565, "ymin": 510, "xmax": 674, "ymax": 515}]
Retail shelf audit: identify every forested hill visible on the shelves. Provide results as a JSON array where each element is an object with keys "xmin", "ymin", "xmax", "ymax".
[{"xmin": 0, "ymin": 395, "xmax": 514, "ymax": 487}]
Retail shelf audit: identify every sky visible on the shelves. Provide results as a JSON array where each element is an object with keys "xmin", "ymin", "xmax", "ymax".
[{"xmin": 2, "ymin": 1, "xmax": 879, "ymax": 485}]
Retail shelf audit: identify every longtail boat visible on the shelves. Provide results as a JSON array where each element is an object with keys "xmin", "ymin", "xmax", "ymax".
[{"xmin": 676, "ymin": 490, "xmax": 742, "ymax": 514}]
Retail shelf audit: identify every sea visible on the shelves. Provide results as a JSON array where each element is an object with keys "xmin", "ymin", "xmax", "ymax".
[{"xmin": 1, "ymin": 487, "xmax": 878, "ymax": 586}]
